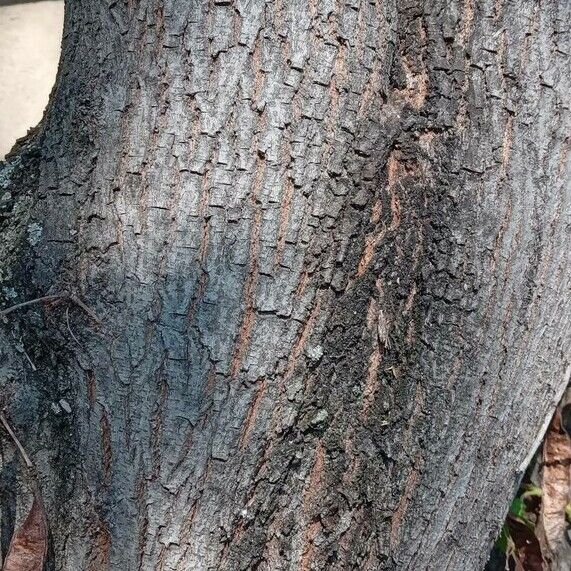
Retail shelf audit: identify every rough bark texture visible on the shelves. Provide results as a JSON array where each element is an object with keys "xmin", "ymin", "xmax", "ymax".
[{"xmin": 0, "ymin": 1, "xmax": 569, "ymax": 570}]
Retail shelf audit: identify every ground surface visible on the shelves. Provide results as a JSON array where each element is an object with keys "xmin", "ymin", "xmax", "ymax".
[{"xmin": 0, "ymin": 0, "xmax": 63, "ymax": 158}]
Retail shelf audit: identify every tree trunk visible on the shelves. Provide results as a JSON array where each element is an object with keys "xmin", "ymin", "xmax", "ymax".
[{"xmin": 0, "ymin": 1, "xmax": 569, "ymax": 569}]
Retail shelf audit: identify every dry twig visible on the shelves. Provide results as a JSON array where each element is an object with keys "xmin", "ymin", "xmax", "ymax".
[
  {"xmin": 0, "ymin": 292, "xmax": 101, "ymax": 324},
  {"xmin": 0, "ymin": 411, "xmax": 33, "ymax": 469},
  {"xmin": 0, "ymin": 295, "xmax": 62, "ymax": 318}
]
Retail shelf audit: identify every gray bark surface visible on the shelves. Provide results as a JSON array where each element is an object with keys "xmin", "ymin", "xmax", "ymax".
[{"xmin": 0, "ymin": 1, "xmax": 569, "ymax": 570}]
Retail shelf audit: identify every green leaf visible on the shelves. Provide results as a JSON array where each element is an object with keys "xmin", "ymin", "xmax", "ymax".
[
  {"xmin": 510, "ymin": 497, "xmax": 526, "ymax": 519},
  {"xmin": 495, "ymin": 525, "xmax": 510, "ymax": 554}
]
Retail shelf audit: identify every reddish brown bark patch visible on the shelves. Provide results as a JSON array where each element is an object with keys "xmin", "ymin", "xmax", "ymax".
[{"xmin": 3, "ymin": 496, "xmax": 48, "ymax": 571}]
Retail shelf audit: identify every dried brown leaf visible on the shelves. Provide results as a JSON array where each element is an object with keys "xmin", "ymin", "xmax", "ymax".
[
  {"xmin": 538, "ymin": 409, "xmax": 571, "ymax": 557},
  {"xmin": 2, "ymin": 495, "xmax": 47, "ymax": 571}
]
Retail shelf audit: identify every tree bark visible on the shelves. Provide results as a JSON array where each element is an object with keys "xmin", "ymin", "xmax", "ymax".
[{"xmin": 0, "ymin": 1, "xmax": 569, "ymax": 569}]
